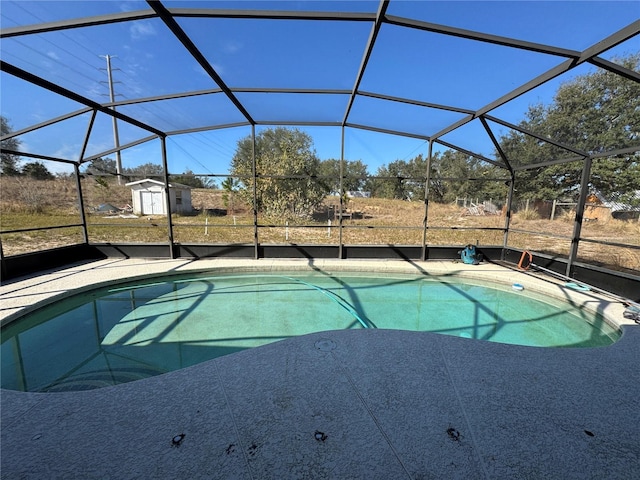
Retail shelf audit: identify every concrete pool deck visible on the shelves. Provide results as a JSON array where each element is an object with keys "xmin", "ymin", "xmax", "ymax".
[{"xmin": 1, "ymin": 258, "xmax": 639, "ymax": 478}]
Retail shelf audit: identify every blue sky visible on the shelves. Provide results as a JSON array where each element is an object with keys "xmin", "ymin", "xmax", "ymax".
[{"xmin": 1, "ymin": 1, "xmax": 638, "ymax": 177}]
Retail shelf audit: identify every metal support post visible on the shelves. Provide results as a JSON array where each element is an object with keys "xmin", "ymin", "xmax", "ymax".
[
  {"xmin": 160, "ymin": 136, "xmax": 175, "ymax": 259},
  {"xmin": 421, "ymin": 140, "xmax": 433, "ymax": 261},
  {"xmin": 502, "ymin": 174, "xmax": 515, "ymax": 259},
  {"xmin": 339, "ymin": 126, "xmax": 345, "ymax": 259},
  {"xmin": 252, "ymin": 125, "xmax": 259, "ymax": 259},
  {"xmin": 566, "ymin": 156, "xmax": 592, "ymax": 277},
  {"xmin": 76, "ymin": 109, "xmax": 96, "ymax": 245},
  {"xmin": 74, "ymin": 163, "xmax": 89, "ymax": 244}
]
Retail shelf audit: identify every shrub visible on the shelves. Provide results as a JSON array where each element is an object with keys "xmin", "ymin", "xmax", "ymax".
[{"xmin": 517, "ymin": 208, "xmax": 541, "ymax": 220}]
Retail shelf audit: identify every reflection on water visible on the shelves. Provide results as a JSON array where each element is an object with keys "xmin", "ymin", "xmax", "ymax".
[{"xmin": 1, "ymin": 273, "xmax": 619, "ymax": 392}]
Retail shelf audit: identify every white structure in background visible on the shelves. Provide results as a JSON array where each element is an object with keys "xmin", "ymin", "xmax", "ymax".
[
  {"xmin": 126, "ymin": 179, "xmax": 192, "ymax": 215},
  {"xmin": 330, "ymin": 191, "xmax": 371, "ymax": 198},
  {"xmin": 346, "ymin": 191, "xmax": 371, "ymax": 198}
]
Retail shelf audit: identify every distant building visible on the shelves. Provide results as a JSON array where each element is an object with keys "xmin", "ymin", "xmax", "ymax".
[
  {"xmin": 329, "ymin": 191, "xmax": 372, "ymax": 198},
  {"xmin": 126, "ymin": 179, "xmax": 192, "ymax": 215},
  {"xmin": 346, "ymin": 191, "xmax": 371, "ymax": 198},
  {"xmin": 585, "ymin": 191, "xmax": 640, "ymax": 221}
]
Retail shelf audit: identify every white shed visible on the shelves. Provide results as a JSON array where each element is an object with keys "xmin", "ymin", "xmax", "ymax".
[{"xmin": 125, "ymin": 179, "xmax": 192, "ymax": 215}]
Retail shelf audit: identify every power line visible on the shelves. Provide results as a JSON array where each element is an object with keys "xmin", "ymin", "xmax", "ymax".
[
  {"xmin": 189, "ymin": 131, "xmax": 237, "ymax": 158},
  {"xmin": 401, "ymin": 140, "xmax": 429, "ymax": 161},
  {"xmin": 0, "ymin": 49, "xmax": 99, "ymax": 97},
  {"xmin": 3, "ymin": 37, "xmax": 102, "ymax": 86},
  {"xmin": 166, "ymin": 137, "xmax": 216, "ymax": 175},
  {"xmin": 4, "ymin": 3, "xmax": 104, "ymax": 73}
]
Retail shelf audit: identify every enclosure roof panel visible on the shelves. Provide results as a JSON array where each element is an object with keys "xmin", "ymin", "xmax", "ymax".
[
  {"xmin": 176, "ymin": 17, "xmax": 372, "ymax": 90},
  {"xmin": 1, "ymin": 0, "xmax": 638, "ymax": 169},
  {"xmin": 163, "ymin": 1, "xmax": 380, "ymax": 14},
  {"xmin": 385, "ymin": 0, "xmax": 639, "ymax": 51},
  {"xmin": 0, "ymin": 0, "xmax": 149, "ymax": 27}
]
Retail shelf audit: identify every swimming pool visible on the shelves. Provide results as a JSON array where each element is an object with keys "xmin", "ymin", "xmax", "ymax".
[{"xmin": 1, "ymin": 271, "xmax": 620, "ymax": 392}]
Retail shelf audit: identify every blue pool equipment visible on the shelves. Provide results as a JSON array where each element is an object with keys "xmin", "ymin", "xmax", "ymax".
[
  {"xmin": 564, "ymin": 282, "xmax": 591, "ymax": 292},
  {"xmin": 459, "ymin": 244, "xmax": 481, "ymax": 265},
  {"xmin": 512, "ymin": 283, "xmax": 524, "ymax": 291}
]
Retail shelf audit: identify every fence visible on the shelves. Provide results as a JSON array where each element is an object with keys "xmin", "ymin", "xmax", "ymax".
[{"xmin": 511, "ymin": 199, "xmax": 577, "ymax": 220}]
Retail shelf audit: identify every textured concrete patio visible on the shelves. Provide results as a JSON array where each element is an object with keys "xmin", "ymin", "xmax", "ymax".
[{"xmin": 1, "ymin": 259, "xmax": 638, "ymax": 479}]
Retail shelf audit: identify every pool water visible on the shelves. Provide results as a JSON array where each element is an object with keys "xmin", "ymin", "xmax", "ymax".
[{"xmin": 0, "ymin": 272, "xmax": 619, "ymax": 392}]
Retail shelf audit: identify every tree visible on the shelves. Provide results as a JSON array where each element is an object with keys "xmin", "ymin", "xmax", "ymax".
[
  {"xmin": 127, "ymin": 162, "xmax": 164, "ymax": 176},
  {"xmin": 84, "ymin": 157, "xmax": 117, "ymax": 176},
  {"xmin": 22, "ymin": 161, "xmax": 54, "ymax": 180},
  {"xmin": 499, "ymin": 53, "xmax": 640, "ymax": 201},
  {"xmin": 172, "ymin": 169, "xmax": 210, "ymax": 188},
  {"xmin": 430, "ymin": 151, "xmax": 506, "ymax": 203},
  {"xmin": 1, "ymin": 116, "xmax": 22, "ymax": 176},
  {"xmin": 124, "ymin": 162, "xmax": 164, "ymax": 181},
  {"xmin": 370, "ymin": 154, "xmax": 428, "ymax": 200},
  {"xmin": 370, "ymin": 151, "xmax": 507, "ymax": 203},
  {"xmin": 230, "ymin": 127, "xmax": 328, "ymax": 219},
  {"xmin": 94, "ymin": 176, "xmax": 111, "ymax": 203},
  {"xmin": 371, "ymin": 161, "xmax": 410, "ymax": 200},
  {"xmin": 317, "ymin": 159, "xmax": 369, "ymax": 193},
  {"xmin": 221, "ymin": 176, "xmax": 240, "ymax": 214}
]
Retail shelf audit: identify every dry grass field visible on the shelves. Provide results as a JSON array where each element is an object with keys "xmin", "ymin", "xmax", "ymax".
[{"xmin": 1, "ymin": 177, "xmax": 638, "ymax": 273}]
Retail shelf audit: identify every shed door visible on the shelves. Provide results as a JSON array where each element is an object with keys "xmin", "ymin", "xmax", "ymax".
[{"xmin": 141, "ymin": 191, "xmax": 164, "ymax": 214}]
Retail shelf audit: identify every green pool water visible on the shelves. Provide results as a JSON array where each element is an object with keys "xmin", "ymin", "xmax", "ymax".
[{"xmin": 0, "ymin": 272, "xmax": 620, "ymax": 392}]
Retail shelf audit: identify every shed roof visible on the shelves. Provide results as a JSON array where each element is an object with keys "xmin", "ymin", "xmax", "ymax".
[
  {"xmin": 125, "ymin": 179, "xmax": 192, "ymax": 190},
  {"xmin": 593, "ymin": 190, "xmax": 640, "ymax": 213}
]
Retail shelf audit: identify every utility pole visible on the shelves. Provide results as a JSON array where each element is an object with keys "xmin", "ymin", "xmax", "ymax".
[{"xmin": 100, "ymin": 54, "xmax": 123, "ymax": 184}]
